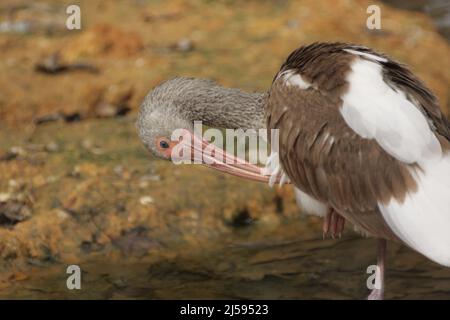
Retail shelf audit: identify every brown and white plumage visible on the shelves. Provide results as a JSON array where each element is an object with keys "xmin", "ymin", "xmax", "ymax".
[{"xmin": 266, "ymin": 42, "xmax": 450, "ymax": 265}]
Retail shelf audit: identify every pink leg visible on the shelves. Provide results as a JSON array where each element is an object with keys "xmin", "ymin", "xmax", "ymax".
[
  {"xmin": 323, "ymin": 208, "xmax": 346, "ymax": 238},
  {"xmin": 336, "ymin": 215, "xmax": 345, "ymax": 238},
  {"xmin": 323, "ymin": 210, "xmax": 331, "ymax": 238},
  {"xmin": 367, "ymin": 239, "xmax": 387, "ymax": 300}
]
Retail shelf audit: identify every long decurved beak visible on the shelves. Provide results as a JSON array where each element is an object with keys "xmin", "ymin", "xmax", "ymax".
[{"xmin": 171, "ymin": 129, "xmax": 284, "ymax": 184}]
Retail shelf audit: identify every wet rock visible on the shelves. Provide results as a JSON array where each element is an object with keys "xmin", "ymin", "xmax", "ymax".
[
  {"xmin": 68, "ymin": 166, "xmax": 82, "ymax": 179},
  {"xmin": 81, "ymin": 139, "xmax": 93, "ymax": 150},
  {"xmin": 113, "ymin": 165, "xmax": 124, "ymax": 176},
  {"xmin": 139, "ymin": 174, "xmax": 161, "ymax": 188},
  {"xmin": 0, "ymin": 21, "xmax": 32, "ymax": 34},
  {"xmin": 0, "ymin": 2, "xmax": 68, "ymax": 35},
  {"xmin": 34, "ymin": 112, "xmax": 82, "ymax": 125},
  {"xmin": 33, "ymin": 113, "xmax": 63, "ymax": 125},
  {"xmin": 63, "ymin": 112, "xmax": 82, "ymax": 123},
  {"xmin": 158, "ymin": 38, "xmax": 195, "ymax": 53},
  {"xmin": 0, "ymin": 199, "xmax": 32, "ymax": 226},
  {"xmin": 177, "ymin": 38, "xmax": 194, "ymax": 52},
  {"xmin": 95, "ymin": 103, "xmax": 117, "ymax": 118},
  {"xmin": 55, "ymin": 209, "xmax": 69, "ymax": 221},
  {"xmin": 0, "ymin": 193, "xmax": 11, "ymax": 203},
  {"xmin": 10, "ymin": 146, "xmax": 25, "ymax": 155},
  {"xmin": 45, "ymin": 176, "xmax": 59, "ymax": 183},
  {"xmin": 112, "ymin": 278, "xmax": 128, "ymax": 289},
  {"xmin": 112, "ymin": 227, "xmax": 161, "ymax": 255},
  {"xmin": 85, "ymin": 84, "xmax": 133, "ymax": 119},
  {"xmin": 113, "ymin": 166, "xmax": 131, "ymax": 180},
  {"xmin": 94, "ymin": 103, "xmax": 131, "ymax": 118},
  {"xmin": 25, "ymin": 144, "xmax": 46, "ymax": 152},
  {"xmin": 90, "ymin": 148, "xmax": 104, "ymax": 156},
  {"xmin": 8, "ymin": 272, "xmax": 28, "ymax": 281},
  {"xmin": 80, "ymin": 241, "xmax": 103, "ymax": 254},
  {"xmin": 0, "ymin": 153, "xmax": 16, "ymax": 161},
  {"xmin": 35, "ymin": 53, "xmax": 99, "ymax": 75},
  {"xmin": 81, "ymin": 139, "xmax": 104, "ymax": 155},
  {"xmin": 7, "ymin": 180, "xmax": 20, "ymax": 190},
  {"xmin": 0, "ymin": 147, "xmax": 26, "ymax": 161},
  {"xmin": 228, "ymin": 208, "xmax": 254, "ymax": 228},
  {"xmin": 139, "ymin": 196, "xmax": 154, "ymax": 206},
  {"xmin": 142, "ymin": 12, "xmax": 181, "ymax": 23},
  {"xmin": 45, "ymin": 142, "xmax": 59, "ymax": 153},
  {"xmin": 138, "ymin": 181, "xmax": 149, "ymax": 189}
]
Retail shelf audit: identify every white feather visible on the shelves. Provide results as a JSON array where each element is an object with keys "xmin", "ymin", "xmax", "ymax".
[
  {"xmin": 340, "ymin": 55, "xmax": 450, "ymax": 266},
  {"xmin": 264, "ymin": 153, "xmax": 328, "ymax": 217},
  {"xmin": 340, "ymin": 58, "xmax": 442, "ymax": 165},
  {"xmin": 280, "ymin": 69, "xmax": 311, "ymax": 89},
  {"xmin": 294, "ymin": 188, "xmax": 328, "ymax": 217},
  {"xmin": 263, "ymin": 151, "xmax": 290, "ymax": 187},
  {"xmin": 343, "ymin": 48, "xmax": 388, "ymax": 63},
  {"xmin": 379, "ymin": 153, "xmax": 450, "ymax": 266}
]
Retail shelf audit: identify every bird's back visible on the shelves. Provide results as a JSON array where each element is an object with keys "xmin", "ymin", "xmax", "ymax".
[{"xmin": 266, "ymin": 42, "xmax": 450, "ymax": 265}]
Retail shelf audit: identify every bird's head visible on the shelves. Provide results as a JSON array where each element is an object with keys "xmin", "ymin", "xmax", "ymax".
[
  {"xmin": 137, "ymin": 106, "xmax": 193, "ymax": 160},
  {"xmin": 137, "ymin": 78, "xmax": 196, "ymax": 160},
  {"xmin": 137, "ymin": 77, "xmax": 279, "ymax": 183}
]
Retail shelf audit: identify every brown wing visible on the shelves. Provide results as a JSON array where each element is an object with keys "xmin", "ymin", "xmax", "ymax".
[
  {"xmin": 265, "ymin": 43, "xmax": 442, "ymax": 240},
  {"xmin": 267, "ymin": 79, "xmax": 414, "ymax": 240},
  {"xmin": 276, "ymin": 42, "xmax": 450, "ymax": 142}
]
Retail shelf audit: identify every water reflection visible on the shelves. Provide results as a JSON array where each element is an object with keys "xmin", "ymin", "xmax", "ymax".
[{"xmin": 2, "ymin": 222, "xmax": 450, "ymax": 299}]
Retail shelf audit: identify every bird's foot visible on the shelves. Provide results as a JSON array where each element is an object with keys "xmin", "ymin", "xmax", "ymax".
[
  {"xmin": 323, "ymin": 209, "xmax": 345, "ymax": 239},
  {"xmin": 367, "ymin": 288, "xmax": 384, "ymax": 300}
]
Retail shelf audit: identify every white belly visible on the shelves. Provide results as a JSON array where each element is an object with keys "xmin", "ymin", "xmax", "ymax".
[{"xmin": 294, "ymin": 188, "xmax": 329, "ymax": 217}]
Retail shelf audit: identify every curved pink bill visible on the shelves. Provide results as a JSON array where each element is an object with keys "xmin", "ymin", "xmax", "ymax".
[{"xmin": 174, "ymin": 129, "xmax": 286, "ymax": 184}]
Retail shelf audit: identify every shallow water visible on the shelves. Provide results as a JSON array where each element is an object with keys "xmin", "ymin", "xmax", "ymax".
[{"xmin": 2, "ymin": 225, "xmax": 450, "ymax": 300}]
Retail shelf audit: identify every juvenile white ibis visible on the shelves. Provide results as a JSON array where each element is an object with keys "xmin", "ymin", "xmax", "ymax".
[{"xmin": 137, "ymin": 42, "xmax": 450, "ymax": 300}]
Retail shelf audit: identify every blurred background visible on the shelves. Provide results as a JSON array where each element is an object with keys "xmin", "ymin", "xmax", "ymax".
[{"xmin": 0, "ymin": 0, "xmax": 449, "ymax": 299}]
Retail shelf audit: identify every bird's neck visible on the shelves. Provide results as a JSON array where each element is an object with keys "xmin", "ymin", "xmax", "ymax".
[{"xmin": 179, "ymin": 84, "xmax": 268, "ymax": 129}]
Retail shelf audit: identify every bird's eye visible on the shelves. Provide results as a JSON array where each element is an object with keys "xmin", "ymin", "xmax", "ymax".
[{"xmin": 159, "ymin": 140, "xmax": 170, "ymax": 149}]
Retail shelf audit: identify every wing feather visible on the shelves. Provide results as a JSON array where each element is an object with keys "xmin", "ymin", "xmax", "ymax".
[{"xmin": 266, "ymin": 42, "xmax": 450, "ymax": 264}]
